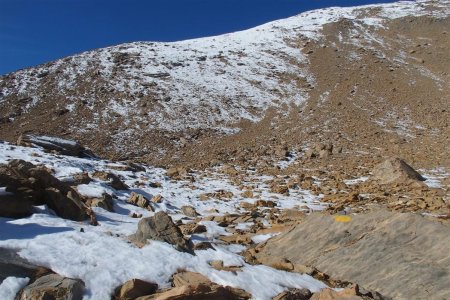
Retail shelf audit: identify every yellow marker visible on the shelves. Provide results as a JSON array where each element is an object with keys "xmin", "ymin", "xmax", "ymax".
[{"xmin": 334, "ymin": 215, "xmax": 352, "ymax": 223}]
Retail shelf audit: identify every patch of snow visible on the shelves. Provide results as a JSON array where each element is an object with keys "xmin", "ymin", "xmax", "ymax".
[
  {"xmin": 251, "ymin": 233, "xmax": 280, "ymax": 244},
  {"xmin": 0, "ymin": 277, "xmax": 29, "ymax": 300}
]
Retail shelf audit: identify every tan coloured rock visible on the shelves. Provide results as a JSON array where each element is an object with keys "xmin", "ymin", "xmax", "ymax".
[
  {"xmin": 115, "ymin": 279, "xmax": 158, "ymax": 300},
  {"xmin": 128, "ymin": 192, "xmax": 153, "ymax": 211},
  {"xmin": 371, "ymin": 158, "xmax": 425, "ymax": 185}
]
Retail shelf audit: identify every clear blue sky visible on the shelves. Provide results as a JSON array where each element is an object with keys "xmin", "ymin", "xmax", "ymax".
[{"xmin": 0, "ymin": 0, "xmax": 396, "ymax": 75}]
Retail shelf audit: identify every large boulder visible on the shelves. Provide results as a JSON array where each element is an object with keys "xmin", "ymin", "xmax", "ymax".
[
  {"xmin": 17, "ymin": 274, "xmax": 85, "ymax": 300},
  {"xmin": 17, "ymin": 134, "xmax": 95, "ymax": 158},
  {"xmin": 256, "ymin": 210, "xmax": 450, "ymax": 299},
  {"xmin": 371, "ymin": 158, "xmax": 425, "ymax": 185},
  {"xmin": 115, "ymin": 279, "xmax": 158, "ymax": 300},
  {"xmin": 130, "ymin": 211, "xmax": 193, "ymax": 254},
  {"xmin": 0, "ymin": 160, "xmax": 88, "ymax": 221}
]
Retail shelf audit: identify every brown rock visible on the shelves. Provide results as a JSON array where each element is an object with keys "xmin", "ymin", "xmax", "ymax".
[
  {"xmin": 0, "ymin": 193, "xmax": 34, "ymax": 218},
  {"xmin": 86, "ymin": 193, "xmax": 114, "ymax": 212},
  {"xmin": 181, "ymin": 205, "xmax": 198, "ymax": 217},
  {"xmin": 115, "ymin": 279, "xmax": 158, "ymax": 300},
  {"xmin": 270, "ymin": 185, "xmax": 289, "ymax": 195},
  {"xmin": 0, "ymin": 160, "xmax": 88, "ymax": 221},
  {"xmin": 172, "ymin": 271, "xmax": 210, "ymax": 287},
  {"xmin": 272, "ymin": 288, "xmax": 312, "ymax": 300},
  {"xmin": 371, "ymin": 158, "xmax": 425, "ymax": 185},
  {"xmin": 17, "ymin": 274, "xmax": 85, "ymax": 300},
  {"xmin": 92, "ymin": 171, "xmax": 129, "ymax": 190},
  {"xmin": 254, "ymin": 200, "xmax": 276, "ymax": 208},
  {"xmin": 128, "ymin": 192, "xmax": 153, "ymax": 211},
  {"xmin": 140, "ymin": 271, "xmax": 251, "ymax": 300},
  {"xmin": 310, "ymin": 286, "xmax": 362, "ymax": 300},
  {"xmin": 72, "ymin": 172, "xmax": 92, "ymax": 185},
  {"xmin": 241, "ymin": 190, "xmax": 254, "ymax": 198},
  {"xmin": 151, "ymin": 194, "xmax": 163, "ymax": 203},
  {"xmin": 130, "ymin": 211, "xmax": 194, "ymax": 253}
]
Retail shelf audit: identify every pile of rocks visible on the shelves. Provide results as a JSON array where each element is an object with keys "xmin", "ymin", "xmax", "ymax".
[{"xmin": 0, "ymin": 159, "xmax": 89, "ymax": 221}]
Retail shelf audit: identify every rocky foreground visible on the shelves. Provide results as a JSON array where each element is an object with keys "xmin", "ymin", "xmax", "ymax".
[
  {"xmin": 0, "ymin": 137, "xmax": 449, "ymax": 299},
  {"xmin": 0, "ymin": 0, "xmax": 449, "ymax": 299}
]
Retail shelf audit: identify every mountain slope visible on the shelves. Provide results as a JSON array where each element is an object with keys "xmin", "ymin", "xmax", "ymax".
[{"xmin": 0, "ymin": 0, "xmax": 449, "ymax": 168}]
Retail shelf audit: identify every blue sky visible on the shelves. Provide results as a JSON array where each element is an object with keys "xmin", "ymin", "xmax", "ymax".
[{"xmin": 0, "ymin": 0, "xmax": 397, "ymax": 75}]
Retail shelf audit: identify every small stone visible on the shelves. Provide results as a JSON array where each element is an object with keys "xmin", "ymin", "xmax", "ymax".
[
  {"xmin": 181, "ymin": 205, "xmax": 199, "ymax": 217},
  {"xmin": 151, "ymin": 194, "xmax": 163, "ymax": 203}
]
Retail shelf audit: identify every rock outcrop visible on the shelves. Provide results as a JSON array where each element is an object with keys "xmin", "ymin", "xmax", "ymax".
[
  {"xmin": 0, "ymin": 159, "xmax": 89, "ymax": 221},
  {"xmin": 256, "ymin": 210, "xmax": 450, "ymax": 299}
]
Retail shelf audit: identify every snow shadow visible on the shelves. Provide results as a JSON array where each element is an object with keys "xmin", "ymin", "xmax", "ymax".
[{"xmin": 0, "ymin": 218, "xmax": 73, "ymax": 240}]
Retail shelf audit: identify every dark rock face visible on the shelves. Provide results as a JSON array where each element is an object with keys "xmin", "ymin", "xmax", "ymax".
[
  {"xmin": 256, "ymin": 210, "xmax": 450, "ymax": 300},
  {"xmin": 0, "ymin": 248, "xmax": 50, "ymax": 283},
  {"xmin": 0, "ymin": 192, "xmax": 34, "ymax": 218},
  {"xmin": 92, "ymin": 171, "xmax": 129, "ymax": 190},
  {"xmin": 0, "ymin": 159, "xmax": 88, "ymax": 221},
  {"xmin": 272, "ymin": 288, "xmax": 312, "ymax": 300},
  {"xmin": 130, "ymin": 211, "xmax": 194, "ymax": 254},
  {"xmin": 17, "ymin": 274, "xmax": 85, "ymax": 300},
  {"xmin": 17, "ymin": 134, "xmax": 96, "ymax": 158}
]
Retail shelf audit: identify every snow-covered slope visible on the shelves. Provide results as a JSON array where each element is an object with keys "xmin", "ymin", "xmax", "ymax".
[
  {"xmin": 0, "ymin": 141, "xmax": 327, "ymax": 299},
  {"xmin": 1, "ymin": 0, "xmax": 449, "ymax": 133}
]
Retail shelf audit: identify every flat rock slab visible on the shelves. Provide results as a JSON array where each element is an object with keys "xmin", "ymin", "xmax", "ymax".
[{"xmin": 256, "ymin": 210, "xmax": 450, "ymax": 300}]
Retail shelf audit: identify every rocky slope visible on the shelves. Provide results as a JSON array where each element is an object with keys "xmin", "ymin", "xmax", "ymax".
[
  {"xmin": 0, "ymin": 0, "xmax": 449, "ymax": 168},
  {"xmin": 1, "ymin": 1, "xmax": 450, "ymax": 299}
]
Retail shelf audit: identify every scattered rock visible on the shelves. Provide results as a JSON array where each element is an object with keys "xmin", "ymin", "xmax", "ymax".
[
  {"xmin": 71, "ymin": 172, "xmax": 92, "ymax": 185},
  {"xmin": 151, "ymin": 194, "xmax": 163, "ymax": 203},
  {"xmin": 128, "ymin": 192, "xmax": 153, "ymax": 211},
  {"xmin": 85, "ymin": 193, "xmax": 114, "ymax": 212},
  {"xmin": 181, "ymin": 205, "xmax": 198, "ymax": 217},
  {"xmin": 141, "ymin": 271, "xmax": 251, "ymax": 300},
  {"xmin": 241, "ymin": 190, "xmax": 254, "ymax": 198},
  {"xmin": 92, "ymin": 171, "xmax": 129, "ymax": 190},
  {"xmin": 270, "ymin": 185, "xmax": 289, "ymax": 195},
  {"xmin": 129, "ymin": 212, "xmax": 143, "ymax": 218},
  {"xmin": 193, "ymin": 242, "xmax": 215, "ymax": 251},
  {"xmin": 254, "ymin": 200, "xmax": 276, "ymax": 208},
  {"xmin": 130, "ymin": 211, "xmax": 194, "ymax": 254}
]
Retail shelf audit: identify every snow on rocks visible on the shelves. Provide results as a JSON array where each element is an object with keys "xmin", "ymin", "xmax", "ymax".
[{"xmin": 0, "ymin": 141, "xmax": 328, "ymax": 299}]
